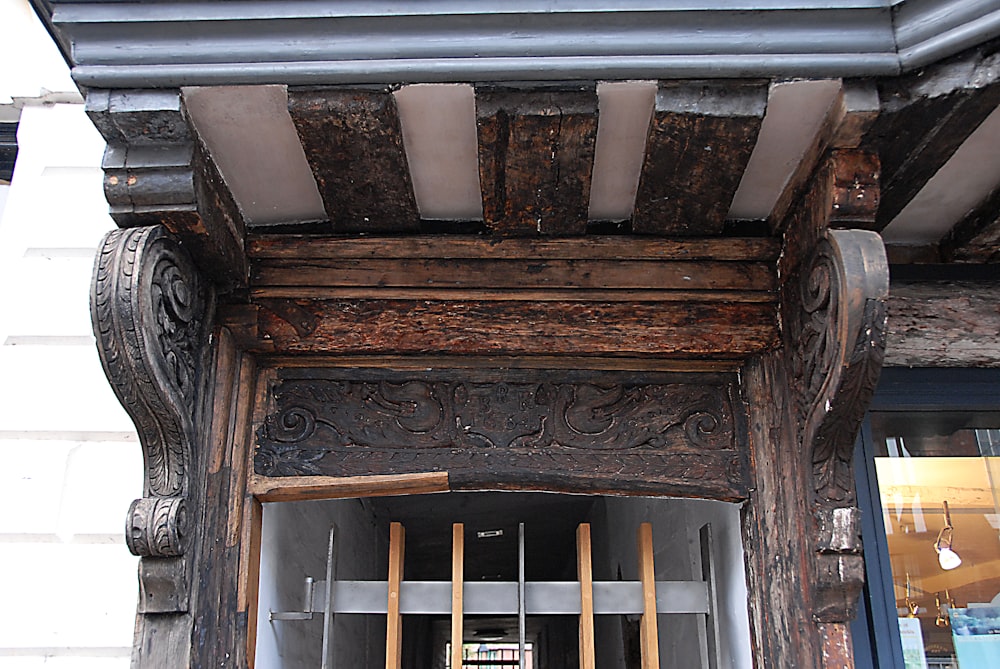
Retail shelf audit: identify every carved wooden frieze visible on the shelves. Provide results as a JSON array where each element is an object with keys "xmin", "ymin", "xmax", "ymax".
[
  {"xmin": 92, "ymin": 225, "xmax": 212, "ymax": 559},
  {"xmin": 255, "ymin": 371, "xmax": 748, "ymax": 499}
]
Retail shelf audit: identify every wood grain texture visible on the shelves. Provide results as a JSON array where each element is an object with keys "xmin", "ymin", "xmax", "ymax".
[
  {"xmin": 252, "ymin": 258, "xmax": 776, "ymax": 292},
  {"xmin": 288, "ymin": 88, "xmax": 419, "ymax": 232},
  {"xmin": 941, "ymin": 183, "xmax": 1000, "ymax": 263},
  {"xmin": 633, "ymin": 80, "xmax": 767, "ymax": 235},
  {"xmin": 249, "ymin": 472, "xmax": 450, "ymax": 502},
  {"xmin": 637, "ymin": 523, "xmax": 660, "ymax": 669},
  {"xmin": 863, "ymin": 46, "xmax": 1000, "ymax": 229},
  {"xmin": 451, "ymin": 524, "xmax": 464, "ymax": 669},
  {"xmin": 886, "ymin": 281, "xmax": 1000, "ymax": 367},
  {"xmin": 577, "ymin": 524, "xmax": 596, "ymax": 669},
  {"xmin": 386, "ymin": 522, "xmax": 405, "ymax": 669},
  {"xmin": 476, "ymin": 87, "xmax": 598, "ymax": 235},
  {"xmin": 249, "ymin": 298, "xmax": 778, "ymax": 358},
  {"xmin": 248, "ymin": 235, "xmax": 782, "ymax": 262}
]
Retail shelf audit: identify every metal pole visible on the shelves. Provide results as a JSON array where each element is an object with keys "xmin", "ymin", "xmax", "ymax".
[
  {"xmin": 321, "ymin": 526, "xmax": 337, "ymax": 669},
  {"xmin": 518, "ymin": 522, "xmax": 526, "ymax": 669}
]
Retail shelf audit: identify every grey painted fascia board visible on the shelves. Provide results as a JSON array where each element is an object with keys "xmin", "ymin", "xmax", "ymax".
[{"xmin": 30, "ymin": 0, "xmax": 1000, "ymax": 87}]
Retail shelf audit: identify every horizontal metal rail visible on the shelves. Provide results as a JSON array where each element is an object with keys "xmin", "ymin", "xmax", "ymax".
[{"xmin": 281, "ymin": 580, "xmax": 710, "ymax": 616}]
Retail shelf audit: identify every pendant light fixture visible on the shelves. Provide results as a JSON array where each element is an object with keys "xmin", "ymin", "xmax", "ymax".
[{"xmin": 934, "ymin": 501, "xmax": 962, "ymax": 570}]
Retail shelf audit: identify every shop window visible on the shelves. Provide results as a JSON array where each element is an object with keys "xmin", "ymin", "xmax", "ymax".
[{"xmin": 856, "ymin": 385, "xmax": 1000, "ymax": 669}]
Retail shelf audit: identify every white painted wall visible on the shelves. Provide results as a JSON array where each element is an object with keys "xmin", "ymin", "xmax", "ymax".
[
  {"xmin": 256, "ymin": 499, "xmax": 387, "ymax": 669},
  {"xmin": 590, "ymin": 497, "xmax": 754, "ymax": 669},
  {"xmin": 0, "ymin": 3, "xmax": 142, "ymax": 666}
]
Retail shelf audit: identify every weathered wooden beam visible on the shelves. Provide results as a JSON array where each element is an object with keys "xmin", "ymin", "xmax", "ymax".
[
  {"xmin": 862, "ymin": 45, "xmax": 1000, "ymax": 229},
  {"xmin": 476, "ymin": 87, "xmax": 598, "ymax": 236},
  {"xmin": 633, "ymin": 80, "xmax": 767, "ymax": 235},
  {"xmin": 940, "ymin": 184, "xmax": 1000, "ymax": 263},
  {"xmin": 232, "ymin": 298, "xmax": 777, "ymax": 358},
  {"xmin": 252, "ymin": 258, "xmax": 775, "ymax": 292},
  {"xmin": 288, "ymin": 88, "xmax": 419, "ymax": 232},
  {"xmin": 248, "ymin": 235, "xmax": 781, "ymax": 262},
  {"xmin": 886, "ymin": 281, "xmax": 1000, "ymax": 367}
]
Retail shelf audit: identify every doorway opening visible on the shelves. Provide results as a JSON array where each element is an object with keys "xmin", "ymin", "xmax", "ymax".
[{"xmin": 255, "ymin": 492, "xmax": 752, "ymax": 669}]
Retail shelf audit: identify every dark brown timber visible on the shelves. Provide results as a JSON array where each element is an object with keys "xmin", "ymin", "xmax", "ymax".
[
  {"xmin": 238, "ymin": 298, "xmax": 777, "ymax": 358},
  {"xmin": 941, "ymin": 184, "xmax": 1000, "ymax": 263},
  {"xmin": 862, "ymin": 45, "xmax": 1000, "ymax": 229},
  {"xmin": 288, "ymin": 88, "xmax": 419, "ymax": 232},
  {"xmin": 476, "ymin": 87, "xmax": 598, "ymax": 236},
  {"xmin": 253, "ymin": 369, "xmax": 748, "ymax": 499},
  {"xmin": 633, "ymin": 80, "xmax": 767, "ymax": 235}
]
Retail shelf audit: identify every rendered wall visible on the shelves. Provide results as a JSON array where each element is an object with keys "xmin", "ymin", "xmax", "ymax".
[
  {"xmin": 589, "ymin": 497, "xmax": 753, "ymax": 669},
  {"xmin": 256, "ymin": 498, "xmax": 388, "ymax": 669},
  {"xmin": 0, "ymin": 74, "xmax": 140, "ymax": 669}
]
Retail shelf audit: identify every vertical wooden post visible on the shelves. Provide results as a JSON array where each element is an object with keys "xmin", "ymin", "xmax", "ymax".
[
  {"xmin": 452, "ymin": 523, "xmax": 464, "ymax": 669},
  {"xmin": 638, "ymin": 522, "xmax": 660, "ymax": 669},
  {"xmin": 577, "ymin": 523, "xmax": 596, "ymax": 669},
  {"xmin": 386, "ymin": 522, "xmax": 405, "ymax": 669}
]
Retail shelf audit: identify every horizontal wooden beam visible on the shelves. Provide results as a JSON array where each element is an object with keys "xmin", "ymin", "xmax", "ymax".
[
  {"xmin": 252, "ymin": 258, "xmax": 775, "ymax": 292},
  {"xmin": 886, "ymin": 281, "xmax": 1000, "ymax": 367},
  {"xmin": 248, "ymin": 472, "xmax": 450, "ymax": 502},
  {"xmin": 248, "ymin": 235, "xmax": 781, "ymax": 262},
  {"xmin": 225, "ymin": 298, "xmax": 778, "ymax": 358}
]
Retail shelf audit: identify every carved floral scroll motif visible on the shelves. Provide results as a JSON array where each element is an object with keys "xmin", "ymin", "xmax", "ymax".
[
  {"xmin": 256, "ymin": 375, "xmax": 747, "ymax": 498},
  {"xmin": 786, "ymin": 229, "xmax": 888, "ymax": 622},
  {"xmin": 91, "ymin": 225, "xmax": 212, "ymax": 559}
]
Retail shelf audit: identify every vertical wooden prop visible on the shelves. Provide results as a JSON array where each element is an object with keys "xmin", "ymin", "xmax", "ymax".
[
  {"xmin": 638, "ymin": 522, "xmax": 660, "ymax": 669},
  {"xmin": 452, "ymin": 523, "xmax": 465, "ymax": 669},
  {"xmin": 386, "ymin": 522, "xmax": 405, "ymax": 669},
  {"xmin": 577, "ymin": 524, "xmax": 596, "ymax": 669}
]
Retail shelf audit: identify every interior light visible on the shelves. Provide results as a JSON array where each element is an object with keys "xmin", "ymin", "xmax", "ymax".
[{"xmin": 934, "ymin": 501, "xmax": 962, "ymax": 571}]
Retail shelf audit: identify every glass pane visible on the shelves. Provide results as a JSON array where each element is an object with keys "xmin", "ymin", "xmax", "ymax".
[{"xmin": 872, "ymin": 413, "xmax": 1000, "ymax": 669}]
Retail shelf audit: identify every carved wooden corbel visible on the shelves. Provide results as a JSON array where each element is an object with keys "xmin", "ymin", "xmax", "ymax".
[
  {"xmin": 91, "ymin": 225, "xmax": 213, "ymax": 608},
  {"xmin": 789, "ymin": 229, "xmax": 888, "ymax": 622}
]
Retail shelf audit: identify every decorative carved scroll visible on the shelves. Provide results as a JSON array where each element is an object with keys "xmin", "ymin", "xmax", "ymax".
[
  {"xmin": 255, "ymin": 373, "xmax": 747, "ymax": 499},
  {"xmin": 786, "ymin": 229, "xmax": 888, "ymax": 622},
  {"xmin": 91, "ymin": 225, "xmax": 212, "ymax": 558}
]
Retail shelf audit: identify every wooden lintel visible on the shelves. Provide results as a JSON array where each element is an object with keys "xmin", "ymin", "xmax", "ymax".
[
  {"xmin": 248, "ymin": 472, "xmax": 450, "ymax": 502},
  {"xmin": 886, "ymin": 281, "xmax": 1000, "ymax": 367},
  {"xmin": 252, "ymin": 258, "xmax": 776, "ymax": 292},
  {"xmin": 476, "ymin": 87, "xmax": 598, "ymax": 236},
  {"xmin": 239, "ymin": 298, "xmax": 777, "ymax": 358},
  {"xmin": 248, "ymin": 235, "xmax": 781, "ymax": 262},
  {"xmin": 633, "ymin": 80, "xmax": 768, "ymax": 235},
  {"xmin": 288, "ymin": 88, "xmax": 419, "ymax": 233}
]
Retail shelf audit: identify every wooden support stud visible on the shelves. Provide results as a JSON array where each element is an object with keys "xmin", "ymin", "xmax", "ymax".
[
  {"xmin": 577, "ymin": 523, "xmax": 596, "ymax": 669},
  {"xmin": 638, "ymin": 522, "xmax": 660, "ymax": 669},
  {"xmin": 386, "ymin": 522, "xmax": 405, "ymax": 669},
  {"xmin": 452, "ymin": 523, "xmax": 464, "ymax": 669}
]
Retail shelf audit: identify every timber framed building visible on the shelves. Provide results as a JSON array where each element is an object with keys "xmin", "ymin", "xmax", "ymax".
[{"xmin": 32, "ymin": 1, "xmax": 1000, "ymax": 668}]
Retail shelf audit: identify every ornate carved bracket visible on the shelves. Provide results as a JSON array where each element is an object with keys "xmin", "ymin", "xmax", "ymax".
[
  {"xmin": 787, "ymin": 229, "xmax": 888, "ymax": 622},
  {"xmin": 91, "ymin": 225, "xmax": 213, "ymax": 562}
]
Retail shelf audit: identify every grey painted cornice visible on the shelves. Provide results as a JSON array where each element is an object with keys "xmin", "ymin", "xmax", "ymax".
[{"xmin": 31, "ymin": 0, "xmax": 1000, "ymax": 87}]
